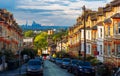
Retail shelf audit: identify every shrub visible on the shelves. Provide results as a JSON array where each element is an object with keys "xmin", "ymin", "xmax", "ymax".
[
  {"xmin": 90, "ymin": 58, "xmax": 100, "ymax": 66},
  {"xmin": 86, "ymin": 56, "xmax": 95, "ymax": 61}
]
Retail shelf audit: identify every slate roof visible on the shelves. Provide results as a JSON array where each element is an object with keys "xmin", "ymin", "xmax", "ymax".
[
  {"xmin": 111, "ymin": 13, "xmax": 120, "ymax": 19},
  {"xmin": 104, "ymin": 18, "xmax": 112, "ymax": 24}
]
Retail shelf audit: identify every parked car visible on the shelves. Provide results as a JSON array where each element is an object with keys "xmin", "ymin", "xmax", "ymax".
[
  {"xmin": 26, "ymin": 59, "xmax": 43, "ymax": 76},
  {"xmin": 55, "ymin": 58, "xmax": 62, "ymax": 65},
  {"xmin": 67, "ymin": 59, "xmax": 79, "ymax": 73},
  {"xmin": 50, "ymin": 57, "xmax": 56, "ymax": 62},
  {"xmin": 35, "ymin": 57, "xmax": 44, "ymax": 67},
  {"xmin": 114, "ymin": 67, "xmax": 120, "ymax": 76},
  {"xmin": 73, "ymin": 61, "xmax": 95, "ymax": 76},
  {"xmin": 61, "ymin": 58, "xmax": 71, "ymax": 69}
]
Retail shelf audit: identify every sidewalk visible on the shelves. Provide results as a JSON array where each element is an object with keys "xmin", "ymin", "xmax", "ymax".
[{"xmin": 0, "ymin": 63, "xmax": 27, "ymax": 76}]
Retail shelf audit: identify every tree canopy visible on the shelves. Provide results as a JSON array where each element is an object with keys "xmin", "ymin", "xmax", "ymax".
[
  {"xmin": 34, "ymin": 31, "xmax": 48, "ymax": 50},
  {"xmin": 52, "ymin": 29, "xmax": 68, "ymax": 42},
  {"xmin": 24, "ymin": 30, "xmax": 34, "ymax": 37}
]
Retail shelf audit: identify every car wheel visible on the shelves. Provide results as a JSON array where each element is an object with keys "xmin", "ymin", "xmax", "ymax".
[
  {"xmin": 67, "ymin": 69, "xmax": 70, "ymax": 72},
  {"xmin": 69, "ymin": 69, "xmax": 72, "ymax": 73},
  {"xmin": 74, "ymin": 70, "xmax": 78, "ymax": 76},
  {"xmin": 116, "ymin": 71, "xmax": 120, "ymax": 76},
  {"xmin": 40, "ymin": 73, "xmax": 43, "ymax": 76}
]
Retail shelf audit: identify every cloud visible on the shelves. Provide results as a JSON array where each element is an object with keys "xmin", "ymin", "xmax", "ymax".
[{"xmin": 0, "ymin": 0, "xmax": 113, "ymax": 26}]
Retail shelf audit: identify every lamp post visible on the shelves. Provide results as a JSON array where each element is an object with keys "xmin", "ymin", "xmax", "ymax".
[{"xmin": 82, "ymin": 5, "xmax": 87, "ymax": 62}]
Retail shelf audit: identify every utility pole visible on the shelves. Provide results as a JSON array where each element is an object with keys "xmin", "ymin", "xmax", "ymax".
[
  {"xmin": 82, "ymin": 5, "xmax": 86, "ymax": 62},
  {"xmin": 61, "ymin": 37, "xmax": 62, "ymax": 58}
]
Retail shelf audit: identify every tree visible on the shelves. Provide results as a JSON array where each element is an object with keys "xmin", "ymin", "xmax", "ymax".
[
  {"xmin": 52, "ymin": 29, "xmax": 68, "ymax": 43},
  {"xmin": 21, "ymin": 48, "xmax": 37, "ymax": 59},
  {"xmin": 24, "ymin": 30, "xmax": 34, "ymax": 37},
  {"xmin": 34, "ymin": 31, "xmax": 48, "ymax": 55}
]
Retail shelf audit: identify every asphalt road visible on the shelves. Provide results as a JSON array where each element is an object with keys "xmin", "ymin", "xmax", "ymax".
[
  {"xmin": 43, "ymin": 60, "xmax": 74, "ymax": 76},
  {"xmin": 0, "ymin": 60, "xmax": 74, "ymax": 76}
]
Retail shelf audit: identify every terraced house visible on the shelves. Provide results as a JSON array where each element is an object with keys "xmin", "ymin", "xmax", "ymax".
[
  {"xmin": 68, "ymin": 0, "xmax": 120, "ymax": 67},
  {"xmin": 0, "ymin": 9, "xmax": 23, "ymax": 54}
]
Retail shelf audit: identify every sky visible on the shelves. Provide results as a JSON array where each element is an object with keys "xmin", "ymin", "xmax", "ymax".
[{"xmin": 0, "ymin": 0, "xmax": 113, "ymax": 26}]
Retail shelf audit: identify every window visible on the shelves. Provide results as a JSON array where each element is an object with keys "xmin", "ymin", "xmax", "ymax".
[
  {"xmin": 108, "ymin": 26, "xmax": 110, "ymax": 36},
  {"xmin": 87, "ymin": 45, "xmax": 90, "ymax": 54},
  {"xmin": 100, "ymin": 45, "xmax": 102, "ymax": 55},
  {"xmin": 117, "ymin": 45, "xmax": 120, "ymax": 55},
  {"xmin": 81, "ymin": 30, "xmax": 84, "ymax": 39},
  {"xmin": 0, "ymin": 26, "xmax": 2, "ymax": 36},
  {"xmin": 113, "ymin": 23, "xmax": 116, "ymax": 35},
  {"xmin": 108, "ymin": 45, "xmax": 111, "ymax": 56},
  {"xmin": 88, "ymin": 31, "xmax": 90, "ymax": 40},
  {"xmin": 94, "ymin": 32, "xmax": 96, "ymax": 40},
  {"xmin": 100, "ymin": 28, "xmax": 102, "ymax": 38},
  {"xmin": 81, "ymin": 43, "xmax": 84, "ymax": 51},
  {"xmin": 118, "ymin": 22, "xmax": 120, "ymax": 34}
]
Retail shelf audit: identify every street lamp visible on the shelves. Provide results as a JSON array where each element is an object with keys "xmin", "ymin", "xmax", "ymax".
[{"xmin": 82, "ymin": 5, "xmax": 87, "ymax": 62}]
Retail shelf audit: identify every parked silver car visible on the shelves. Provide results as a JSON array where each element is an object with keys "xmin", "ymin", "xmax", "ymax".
[{"xmin": 26, "ymin": 59, "xmax": 43, "ymax": 76}]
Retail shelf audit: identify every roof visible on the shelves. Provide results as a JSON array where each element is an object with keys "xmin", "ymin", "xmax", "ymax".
[
  {"xmin": 111, "ymin": 0, "xmax": 120, "ymax": 6},
  {"xmin": 86, "ymin": 26, "xmax": 91, "ymax": 30},
  {"xmin": 95, "ymin": 21, "xmax": 103, "ymax": 26},
  {"xmin": 103, "ymin": 4, "xmax": 112, "ymax": 12},
  {"xmin": 92, "ymin": 25, "xmax": 97, "ymax": 30},
  {"xmin": 104, "ymin": 18, "xmax": 112, "ymax": 24},
  {"xmin": 111, "ymin": 13, "xmax": 120, "ymax": 19}
]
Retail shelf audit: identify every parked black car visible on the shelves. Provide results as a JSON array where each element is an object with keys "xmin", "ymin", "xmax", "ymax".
[
  {"xmin": 55, "ymin": 58, "xmax": 62, "ymax": 65},
  {"xmin": 60, "ymin": 58, "xmax": 71, "ymax": 69},
  {"xmin": 73, "ymin": 61, "xmax": 95, "ymax": 76},
  {"xmin": 67, "ymin": 59, "xmax": 79, "ymax": 73}
]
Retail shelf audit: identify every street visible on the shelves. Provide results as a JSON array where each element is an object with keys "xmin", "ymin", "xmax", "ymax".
[
  {"xmin": 44, "ymin": 60, "xmax": 74, "ymax": 76},
  {"xmin": 0, "ymin": 60, "xmax": 74, "ymax": 76}
]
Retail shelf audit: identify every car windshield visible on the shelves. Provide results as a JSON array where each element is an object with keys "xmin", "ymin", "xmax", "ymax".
[
  {"xmin": 78, "ymin": 61, "xmax": 83, "ymax": 65},
  {"xmin": 57, "ymin": 59, "xmax": 61, "ymax": 60},
  {"xmin": 63, "ymin": 59, "xmax": 70, "ymax": 62},
  {"xmin": 72, "ymin": 60, "xmax": 78, "ymax": 64},
  {"xmin": 28, "ymin": 60, "xmax": 41, "ymax": 65},
  {"xmin": 83, "ymin": 62, "xmax": 91, "ymax": 66}
]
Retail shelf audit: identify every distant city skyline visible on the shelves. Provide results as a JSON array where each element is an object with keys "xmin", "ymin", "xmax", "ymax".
[{"xmin": 0, "ymin": 0, "xmax": 113, "ymax": 26}]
